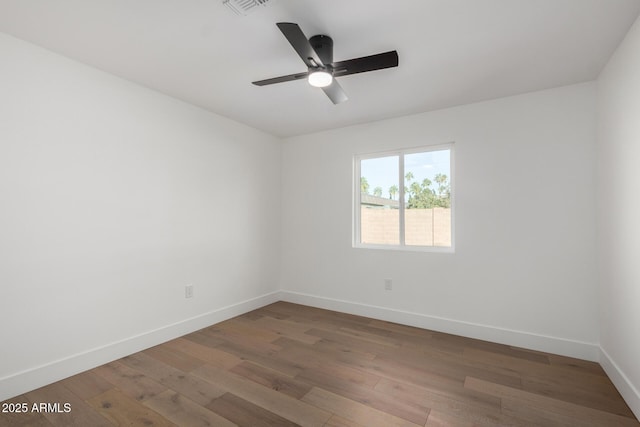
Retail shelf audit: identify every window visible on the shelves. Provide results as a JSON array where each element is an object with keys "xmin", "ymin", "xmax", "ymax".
[{"xmin": 354, "ymin": 143, "xmax": 454, "ymax": 251}]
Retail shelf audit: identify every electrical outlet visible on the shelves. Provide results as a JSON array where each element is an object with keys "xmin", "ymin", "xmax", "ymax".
[
  {"xmin": 185, "ymin": 284, "xmax": 194, "ymax": 298},
  {"xmin": 384, "ymin": 279, "xmax": 393, "ymax": 291}
]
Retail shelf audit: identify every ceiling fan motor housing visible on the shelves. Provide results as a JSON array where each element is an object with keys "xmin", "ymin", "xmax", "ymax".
[{"xmin": 309, "ymin": 35, "xmax": 333, "ymax": 68}]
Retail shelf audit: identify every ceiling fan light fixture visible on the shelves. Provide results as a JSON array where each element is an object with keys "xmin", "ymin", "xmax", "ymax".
[
  {"xmin": 251, "ymin": 23, "xmax": 398, "ymax": 104},
  {"xmin": 308, "ymin": 70, "xmax": 333, "ymax": 88}
]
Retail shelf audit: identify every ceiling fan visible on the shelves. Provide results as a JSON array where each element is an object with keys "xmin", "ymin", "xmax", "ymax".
[{"xmin": 252, "ymin": 22, "xmax": 399, "ymax": 104}]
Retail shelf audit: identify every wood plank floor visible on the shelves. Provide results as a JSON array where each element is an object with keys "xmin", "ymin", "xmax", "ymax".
[{"xmin": 1, "ymin": 302, "xmax": 638, "ymax": 426}]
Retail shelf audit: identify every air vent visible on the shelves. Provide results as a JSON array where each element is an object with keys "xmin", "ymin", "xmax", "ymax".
[{"xmin": 223, "ymin": 0, "xmax": 271, "ymax": 16}]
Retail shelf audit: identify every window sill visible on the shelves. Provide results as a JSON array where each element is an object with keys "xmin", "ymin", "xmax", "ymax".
[{"xmin": 353, "ymin": 243, "xmax": 455, "ymax": 253}]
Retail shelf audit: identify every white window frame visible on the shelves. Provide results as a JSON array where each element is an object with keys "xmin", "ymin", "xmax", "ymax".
[{"xmin": 353, "ymin": 142, "xmax": 455, "ymax": 253}]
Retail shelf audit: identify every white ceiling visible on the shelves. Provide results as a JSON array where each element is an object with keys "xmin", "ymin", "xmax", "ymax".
[{"xmin": 1, "ymin": 0, "xmax": 639, "ymax": 137}]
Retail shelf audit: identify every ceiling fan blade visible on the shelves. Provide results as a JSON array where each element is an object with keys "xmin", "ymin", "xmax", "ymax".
[
  {"xmin": 322, "ymin": 80, "xmax": 348, "ymax": 104},
  {"xmin": 252, "ymin": 71, "xmax": 308, "ymax": 86},
  {"xmin": 332, "ymin": 51, "xmax": 399, "ymax": 78},
  {"xmin": 276, "ymin": 22, "xmax": 325, "ymax": 68}
]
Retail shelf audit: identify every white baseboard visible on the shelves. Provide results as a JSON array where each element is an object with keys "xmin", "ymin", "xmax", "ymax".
[
  {"xmin": 599, "ymin": 347, "xmax": 640, "ymax": 419},
  {"xmin": 280, "ymin": 291, "xmax": 600, "ymax": 362},
  {"xmin": 0, "ymin": 291, "xmax": 281, "ymax": 402}
]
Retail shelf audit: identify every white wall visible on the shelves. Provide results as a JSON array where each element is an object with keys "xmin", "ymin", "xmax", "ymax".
[
  {"xmin": 0, "ymin": 33, "xmax": 281, "ymax": 401},
  {"xmin": 281, "ymin": 83, "xmax": 599, "ymax": 360},
  {"xmin": 597, "ymin": 15, "xmax": 640, "ymax": 418}
]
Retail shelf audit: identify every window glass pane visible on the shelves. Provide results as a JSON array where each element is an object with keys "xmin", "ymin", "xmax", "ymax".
[
  {"xmin": 404, "ymin": 149, "xmax": 451, "ymax": 246},
  {"xmin": 360, "ymin": 156, "xmax": 399, "ymax": 245}
]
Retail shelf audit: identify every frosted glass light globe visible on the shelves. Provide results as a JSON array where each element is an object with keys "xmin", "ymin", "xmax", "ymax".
[{"xmin": 308, "ymin": 70, "xmax": 333, "ymax": 88}]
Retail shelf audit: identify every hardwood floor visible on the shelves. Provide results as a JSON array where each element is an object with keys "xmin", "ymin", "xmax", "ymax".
[{"xmin": 1, "ymin": 302, "xmax": 638, "ymax": 426}]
